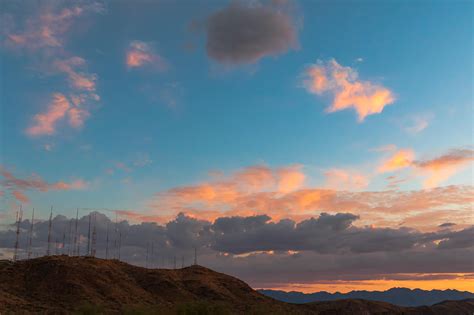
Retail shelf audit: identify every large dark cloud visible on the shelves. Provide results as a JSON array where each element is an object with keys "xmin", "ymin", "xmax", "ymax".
[
  {"xmin": 212, "ymin": 213, "xmax": 423, "ymax": 254},
  {"xmin": 205, "ymin": 0, "xmax": 298, "ymax": 65},
  {"xmin": 1, "ymin": 212, "xmax": 473, "ymax": 288}
]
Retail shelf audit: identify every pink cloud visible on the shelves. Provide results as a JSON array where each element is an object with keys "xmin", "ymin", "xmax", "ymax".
[
  {"xmin": 378, "ymin": 148, "xmax": 473, "ymax": 188},
  {"xmin": 26, "ymin": 93, "xmax": 70, "ymax": 136},
  {"xmin": 304, "ymin": 59, "xmax": 395, "ymax": 121},
  {"xmin": 51, "ymin": 179, "xmax": 88, "ymax": 190},
  {"xmin": 149, "ymin": 177, "xmax": 473, "ymax": 229},
  {"xmin": 12, "ymin": 190, "xmax": 29, "ymax": 203},
  {"xmin": 413, "ymin": 149, "xmax": 474, "ymax": 188},
  {"xmin": 0, "ymin": 166, "xmax": 88, "ymax": 203},
  {"xmin": 3, "ymin": 3, "xmax": 102, "ymax": 51},
  {"xmin": 4, "ymin": 4, "xmax": 101, "ymax": 138},
  {"xmin": 126, "ymin": 41, "xmax": 167, "ymax": 70},
  {"xmin": 54, "ymin": 57, "xmax": 97, "ymax": 91},
  {"xmin": 146, "ymin": 163, "xmax": 472, "ymax": 227},
  {"xmin": 67, "ymin": 107, "xmax": 90, "ymax": 128},
  {"xmin": 324, "ymin": 169, "xmax": 369, "ymax": 191},
  {"xmin": 25, "ymin": 92, "xmax": 94, "ymax": 136}
]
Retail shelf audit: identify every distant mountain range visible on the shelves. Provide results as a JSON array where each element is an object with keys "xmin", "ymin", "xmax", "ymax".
[
  {"xmin": 2, "ymin": 256, "xmax": 474, "ymax": 314},
  {"xmin": 259, "ymin": 288, "xmax": 474, "ymax": 307}
]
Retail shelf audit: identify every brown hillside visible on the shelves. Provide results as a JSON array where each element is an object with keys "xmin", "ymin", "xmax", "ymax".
[{"xmin": 0, "ymin": 256, "xmax": 473, "ymax": 314}]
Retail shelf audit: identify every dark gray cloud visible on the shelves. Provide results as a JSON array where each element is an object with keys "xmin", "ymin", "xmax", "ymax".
[
  {"xmin": 436, "ymin": 226, "xmax": 474, "ymax": 250},
  {"xmin": 205, "ymin": 0, "xmax": 298, "ymax": 65},
  {"xmin": 1, "ymin": 211, "xmax": 473, "ymax": 288},
  {"xmin": 439, "ymin": 222, "xmax": 456, "ymax": 228},
  {"xmin": 212, "ymin": 213, "xmax": 424, "ymax": 254}
]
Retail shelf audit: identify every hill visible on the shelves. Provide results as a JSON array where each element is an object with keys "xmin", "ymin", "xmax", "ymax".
[
  {"xmin": 260, "ymin": 288, "xmax": 474, "ymax": 307},
  {"xmin": 1, "ymin": 256, "xmax": 473, "ymax": 314}
]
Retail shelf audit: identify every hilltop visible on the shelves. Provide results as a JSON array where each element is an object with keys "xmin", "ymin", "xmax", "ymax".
[{"xmin": 1, "ymin": 256, "xmax": 473, "ymax": 314}]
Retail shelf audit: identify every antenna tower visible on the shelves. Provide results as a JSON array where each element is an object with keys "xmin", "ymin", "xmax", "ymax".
[
  {"xmin": 73, "ymin": 208, "xmax": 79, "ymax": 256},
  {"xmin": 194, "ymin": 246, "xmax": 197, "ymax": 265},
  {"xmin": 13, "ymin": 205, "xmax": 23, "ymax": 261},
  {"xmin": 27, "ymin": 208, "xmax": 34, "ymax": 259},
  {"xmin": 105, "ymin": 222, "xmax": 109, "ymax": 259},
  {"xmin": 46, "ymin": 206, "xmax": 53, "ymax": 256},
  {"xmin": 91, "ymin": 213, "xmax": 97, "ymax": 257},
  {"xmin": 87, "ymin": 213, "xmax": 91, "ymax": 256}
]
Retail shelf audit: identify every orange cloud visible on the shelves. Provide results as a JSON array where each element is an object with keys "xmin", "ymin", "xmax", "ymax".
[
  {"xmin": 26, "ymin": 93, "xmax": 70, "ymax": 136},
  {"xmin": 0, "ymin": 166, "xmax": 87, "ymax": 203},
  {"xmin": 304, "ymin": 59, "xmax": 395, "ymax": 121},
  {"xmin": 378, "ymin": 149, "xmax": 415, "ymax": 173},
  {"xmin": 378, "ymin": 148, "xmax": 473, "ymax": 188},
  {"xmin": 126, "ymin": 41, "xmax": 167, "ymax": 70},
  {"xmin": 51, "ymin": 179, "xmax": 88, "ymax": 190},
  {"xmin": 324, "ymin": 169, "xmax": 369, "ymax": 190},
  {"xmin": 146, "ymin": 163, "xmax": 473, "ymax": 228},
  {"xmin": 276, "ymin": 165, "xmax": 306, "ymax": 193},
  {"xmin": 12, "ymin": 190, "xmax": 29, "ymax": 203},
  {"xmin": 414, "ymin": 149, "xmax": 474, "ymax": 188},
  {"xmin": 234, "ymin": 165, "xmax": 274, "ymax": 191}
]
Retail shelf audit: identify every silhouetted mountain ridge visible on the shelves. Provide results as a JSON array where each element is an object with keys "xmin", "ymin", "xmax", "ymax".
[{"xmin": 259, "ymin": 287, "xmax": 474, "ymax": 306}]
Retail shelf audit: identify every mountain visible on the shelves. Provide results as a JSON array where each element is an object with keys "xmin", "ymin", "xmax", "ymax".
[
  {"xmin": 259, "ymin": 288, "xmax": 474, "ymax": 307},
  {"xmin": 1, "ymin": 256, "xmax": 473, "ymax": 314}
]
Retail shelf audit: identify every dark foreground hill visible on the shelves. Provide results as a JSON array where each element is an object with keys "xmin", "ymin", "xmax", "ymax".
[
  {"xmin": 260, "ymin": 288, "xmax": 474, "ymax": 307},
  {"xmin": 1, "ymin": 256, "xmax": 473, "ymax": 314}
]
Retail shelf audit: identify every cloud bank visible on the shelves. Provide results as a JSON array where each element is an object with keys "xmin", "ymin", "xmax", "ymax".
[{"xmin": 1, "ymin": 211, "xmax": 472, "ymax": 290}]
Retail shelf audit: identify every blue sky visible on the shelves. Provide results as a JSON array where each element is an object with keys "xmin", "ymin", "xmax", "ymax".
[
  {"xmin": 1, "ymin": 0, "xmax": 473, "ymax": 293},
  {"xmin": 1, "ymin": 0, "xmax": 472, "ymax": 219}
]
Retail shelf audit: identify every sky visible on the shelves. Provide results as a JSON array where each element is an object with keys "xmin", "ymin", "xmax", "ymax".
[{"xmin": 0, "ymin": 0, "xmax": 473, "ymax": 293}]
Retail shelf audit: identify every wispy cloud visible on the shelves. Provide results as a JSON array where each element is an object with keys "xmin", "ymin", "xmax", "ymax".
[
  {"xmin": 2, "ymin": 2, "xmax": 103, "ymax": 51},
  {"xmin": 54, "ymin": 57, "xmax": 97, "ymax": 91},
  {"xmin": 0, "ymin": 166, "xmax": 88, "ymax": 203},
  {"xmin": 378, "ymin": 147, "xmax": 474, "ymax": 188},
  {"xmin": 126, "ymin": 41, "xmax": 167, "ymax": 70},
  {"xmin": 402, "ymin": 113, "xmax": 433, "ymax": 134},
  {"xmin": 324, "ymin": 169, "xmax": 369, "ymax": 191},
  {"xmin": 413, "ymin": 148, "xmax": 474, "ymax": 188},
  {"xmin": 2, "ymin": 2, "xmax": 102, "ymax": 138},
  {"xmin": 303, "ymin": 59, "xmax": 395, "ymax": 121},
  {"xmin": 26, "ymin": 93, "xmax": 70, "ymax": 136}
]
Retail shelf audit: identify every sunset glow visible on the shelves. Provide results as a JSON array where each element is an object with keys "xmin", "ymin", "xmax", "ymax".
[{"xmin": 0, "ymin": 0, "xmax": 472, "ymax": 297}]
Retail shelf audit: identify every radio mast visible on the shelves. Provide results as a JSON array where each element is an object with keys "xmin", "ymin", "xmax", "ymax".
[
  {"xmin": 46, "ymin": 206, "xmax": 53, "ymax": 256},
  {"xmin": 27, "ymin": 208, "xmax": 34, "ymax": 259},
  {"xmin": 91, "ymin": 213, "xmax": 97, "ymax": 257},
  {"xmin": 73, "ymin": 209, "xmax": 79, "ymax": 256},
  {"xmin": 13, "ymin": 205, "xmax": 23, "ymax": 261}
]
